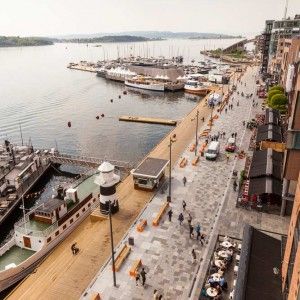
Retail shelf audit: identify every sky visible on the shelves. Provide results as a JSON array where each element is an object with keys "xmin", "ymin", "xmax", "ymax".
[{"xmin": 0, "ymin": 0, "xmax": 299, "ymax": 37}]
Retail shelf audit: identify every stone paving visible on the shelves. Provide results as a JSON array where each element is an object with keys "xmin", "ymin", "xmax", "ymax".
[{"xmin": 81, "ymin": 66, "xmax": 290, "ymax": 300}]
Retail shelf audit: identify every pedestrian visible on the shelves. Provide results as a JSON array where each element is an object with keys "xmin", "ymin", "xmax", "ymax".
[
  {"xmin": 226, "ymin": 153, "xmax": 230, "ymax": 163},
  {"xmin": 167, "ymin": 209, "xmax": 173, "ymax": 222},
  {"xmin": 178, "ymin": 212, "xmax": 184, "ymax": 225},
  {"xmin": 237, "ymin": 101, "xmax": 239, "ymax": 106},
  {"xmin": 225, "ymin": 108, "xmax": 227, "ymax": 113},
  {"xmin": 153, "ymin": 289, "xmax": 159, "ymax": 300},
  {"xmin": 234, "ymin": 132, "xmax": 237, "ymax": 138},
  {"xmin": 189, "ymin": 224, "xmax": 194, "ymax": 238},
  {"xmin": 183, "ymin": 176, "xmax": 187, "ymax": 186},
  {"xmin": 195, "ymin": 223, "xmax": 201, "ymax": 240},
  {"xmin": 192, "ymin": 248, "xmax": 196, "ymax": 262},
  {"xmin": 187, "ymin": 213, "xmax": 192, "ymax": 225},
  {"xmin": 135, "ymin": 272, "xmax": 141, "ymax": 286},
  {"xmin": 140, "ymin": 267, "xmax": 147, "ymax": 286},
  {"xmin": 231, "ymin": 133, "xmax": 234, "ymax": 138},
  {"xmin": 202, "ymin": 117, "xmax": 205, "ymax": 122},
  {"xmin": 242, "ymin": 120, "xmax": 246, "ymax": 126},
  {"xmin": 158, "ymin": 295, "xmax": 163, "ymax": 300},
  {"xmin": 182, "ymin": 200, "xmax": 187, "ymax": 211},
  {"xmin": 200, "ymin": 233, "xmax": 205, "ymax": 246},
  {"xmin": 233, "ymin": 180, "xmax": 237, "ymax": 192}
]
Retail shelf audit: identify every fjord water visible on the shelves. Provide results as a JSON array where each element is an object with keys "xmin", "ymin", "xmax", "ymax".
[{"xmin": 0, "ymin": 39, "xmax": 240, "ymax": 164}]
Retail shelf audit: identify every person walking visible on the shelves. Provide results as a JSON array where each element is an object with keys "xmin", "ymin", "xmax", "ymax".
[
  {"xmin": 195, "ymin": 224, "xmax": 201, "ymax": 240},
  {"xmin": 183, "ymin": 176, "xmax": 187, "ymax": 186},
  {"xmin": 233, "ymin": 180, "xmax": 238, "ymax": 192},
  {"xmin": 189, "ymin": 224, "xmax": 194, "ymax": 238},
  {"xmin": 153, "ymin": 289, "xmax": 159, "ymax": 300},
  {"xmin": 187, "ymin": 213, "xmax": 192, "ymax": 225},
  {"xmin": 135, "ymin": 272, "xmax": 141, "ymax": 286},
  {"xmin": 202, "ymin": 117, "xmax": 205, "ymax": 122},
  {"xmin": 226, "ymin": 153, "xmax": 230, "ymax": 163},
  {"xmin": 178, "ymin": 212, "xmax": 184, "ymax": 225},
  {"xmin": 234, "ymin": 132, "xmax": 237, "ymax": 138},
  {"xmin": 167, "ymin": 209, "xmax": 173, "ymax": 222},
  {"xmin": 140, "ymin": 267, "xmax": 147, "ymax": 287},
  {"xmin": 237, "ymin": 101, "xmax": 239, "ymax": 106},
  {"xmin": 225, "ymin": 108, "xmax": 227, "ymax": 114},
  {"xmin": 200, "ymin": 233, "xmax": 205, "ymax": 246},
  {"xmin": 192, "ymin": 248, "xmax": 196, "ymax": 263},
  {"xmin": 182, "ymin": 200, "xmax": 187, "ymax": 211}
]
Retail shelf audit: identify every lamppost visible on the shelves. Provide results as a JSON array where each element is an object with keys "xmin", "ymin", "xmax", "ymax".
[
  {"xmin": 191, "ymin": 110, "xmax": 199, "ymax": 156},
  {"xmin": 167, "ymin": 134, "xmax": 176, "ymax": 202},
  {"xmin": 108, "ymin": 200, "xmax": 117, "ymax": 287}
]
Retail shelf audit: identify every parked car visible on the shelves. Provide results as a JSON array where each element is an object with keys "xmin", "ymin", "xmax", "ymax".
[{"xmin": 225, "ymin": 137, "xmax": 236, "ymax": 152}]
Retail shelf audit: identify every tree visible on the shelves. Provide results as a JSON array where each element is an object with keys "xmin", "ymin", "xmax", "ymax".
[
  {"xmin": 271, "ymin": 93, "xmax": 288, "ymax": 106},
  {"xmin": 269, "ymin": 85, "xmax": 284, "ymax": 93},
  {"xmin": 268, "ymin": 89, "xmax": 283, "ymax": 103}
]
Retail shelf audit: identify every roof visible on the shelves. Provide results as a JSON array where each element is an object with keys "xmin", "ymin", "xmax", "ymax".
[
  {"xmin": 256, "ymin": 124, "xmax": 282, "ymax": 143},
  {"xmin": 265, "ymin": 108, "xmax": 280, "ymax": 125},
  {"xmin": 35, "ymin": 198, "xmax": 64, "ymax": 214},
  {"xmin": 234, "ymin": 225, "xmax": 282, "ymax": 300},
  {"xmin": 132, "ymin": 157, "xmax": 169, "ymax": 179},
  {"xmin": 248, "ymin": 176, "xmax": 282, "ymax": 196},
  {"xmin": 248, "ymin": 149, "xmax": 283, "ymax": 179}
]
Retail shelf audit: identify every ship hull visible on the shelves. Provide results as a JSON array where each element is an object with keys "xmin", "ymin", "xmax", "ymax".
[
  {"xmin": 125, "ymin": 81, "xmax": 165, "ymax": 91},
  {"xmin": 184, "ymin": 88, "xmax": 210, "ymax": 95}
]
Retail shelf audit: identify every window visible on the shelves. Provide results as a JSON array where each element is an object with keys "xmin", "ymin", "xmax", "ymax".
[
  {"xmin": 55, "ymin": 231, "xmax": 59, "ymax": 236},
  {"xmin": 88, "ymin": 203, "xmax": 91, "ymax": 207},
  {"xmin": 47, "ymin": 237, "xmax": 51, "ymax": 243},
  {"xmin": 76, "ymin": 213, "xmax": 79, "ymax": 218},
  {"xmin": 70, "ymin": 218, "xmax": 73, "ymax": 224},
  {"xmin": 82, "ymin": 208, "xmax": 86, "ymax": 212},
  {"xmin": 63, "ymin": 224, "xmax": 67, "ymax": 230}
]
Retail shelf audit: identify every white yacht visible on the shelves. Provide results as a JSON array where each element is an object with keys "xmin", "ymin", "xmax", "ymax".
[
  {"xmin": 184, "ymin": 80, "xmax": 211, "ymax": 95},
  {"xmin": 125, "ymin": 76, "xmax": 165, "ymax": 92}
]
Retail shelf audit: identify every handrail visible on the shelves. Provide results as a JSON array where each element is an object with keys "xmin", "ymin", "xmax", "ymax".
[{"xmin": 0, "ymin": 237, "xmax": 15, "ymax": 256}]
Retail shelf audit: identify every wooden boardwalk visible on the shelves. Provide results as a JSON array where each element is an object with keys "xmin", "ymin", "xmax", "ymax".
[
  {"xmin": 7, "ymin": 91, "xmax": 217, "ymax": 300},
  {"xmin": 119, "ymin": 115, "xmax": 177, "ymax": 126}
]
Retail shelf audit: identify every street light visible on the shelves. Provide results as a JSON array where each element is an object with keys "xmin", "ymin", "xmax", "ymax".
[
  {"xmin": 108, "ymin": 200, "xmax": 117, "ymax": 287},
  {"xmin": 167, "ymin": 133, "xmax": 176, "ymax": 202},
  {"xmin": 191, "ymin": 110, "xmax": 199, "ymax": 156}
]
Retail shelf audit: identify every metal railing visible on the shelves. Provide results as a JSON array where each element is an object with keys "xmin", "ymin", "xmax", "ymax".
[
  {"xmin": 0, "ymin": 237, "xmax": 15, "ymax": 256},
  {"xmin": 48, "ymin": 153, "xmax": 133, "ymax": 170}
]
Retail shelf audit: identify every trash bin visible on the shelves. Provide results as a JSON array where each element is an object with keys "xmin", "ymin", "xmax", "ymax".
[{"xmin": 128, "ymin": 237, "xmax": 134, "ymax": 246}]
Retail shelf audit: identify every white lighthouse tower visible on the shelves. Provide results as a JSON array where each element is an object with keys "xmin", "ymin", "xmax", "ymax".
[{"xmin": 94, "ymin": 161, "xmax": 120, "ymax": 215}]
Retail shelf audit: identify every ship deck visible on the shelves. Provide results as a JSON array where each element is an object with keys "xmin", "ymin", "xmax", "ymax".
[{"xmin": 0, "ymin": 246, "xmax": 35, "ymax": 271}]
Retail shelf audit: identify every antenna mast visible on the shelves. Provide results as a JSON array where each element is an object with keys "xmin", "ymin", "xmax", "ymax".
[{"xmin": 283, "ymin": 0, "xmax": 289, "ymax": 19}]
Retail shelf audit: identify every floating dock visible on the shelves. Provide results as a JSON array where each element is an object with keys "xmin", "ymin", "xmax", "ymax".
[{"xmin": 119, "ymin": 115, "xmax": 177, "ymax": 126}]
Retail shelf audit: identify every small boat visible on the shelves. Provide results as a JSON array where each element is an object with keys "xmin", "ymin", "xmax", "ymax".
[
  {"xmin": 184, "ymin": 80, "xmax": 211, "ymax": 95},
  {"xmin": 125, "ymin": 76, "xmax": 165, "ymax": 92}
]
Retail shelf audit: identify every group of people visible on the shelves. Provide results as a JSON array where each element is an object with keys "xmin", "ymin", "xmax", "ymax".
[{"xmin": 135, "ymin": 267, "xmax": 147, "ymax": 287}]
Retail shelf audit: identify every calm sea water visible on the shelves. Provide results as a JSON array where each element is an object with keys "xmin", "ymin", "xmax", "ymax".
[{"xmin": 0, "ymin": 38, "xmax": 241, "ymax": 164}]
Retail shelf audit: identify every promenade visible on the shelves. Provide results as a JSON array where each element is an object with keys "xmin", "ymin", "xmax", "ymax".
[
  {"xmin": 7, "ymin": 82, "xmax": 213, "ymax": 299},
  {"xmin": 81, "ymin": 66, "xmax": 289, "ymax": 300}
]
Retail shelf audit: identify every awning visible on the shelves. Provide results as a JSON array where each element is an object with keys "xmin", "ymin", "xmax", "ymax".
[
  {"xmin": 256, "ymin": 124, "xmax": 282, "ymax": 143},
  {"xmin": 265, "ymin": 108, "xmax": 280, "ymax": 126},
  {"xmin": 248, "ymin": 176, "xmax": 282, "ymax": 196},
  {"xmin": 248, "ymin": 149, "xmax": 283, "ymax": 179},
  {"xmin": 234, "ymin": 225, "xmax": 282, "ymax": 300}
]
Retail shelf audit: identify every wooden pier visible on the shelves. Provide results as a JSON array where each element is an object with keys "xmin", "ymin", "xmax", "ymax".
[
  {"xmin": 68, "ymin": 65, "xmax": 97, "ymax": 73},
  {"xmin": 119, "ymin": 115, "xmax": 177, "ymax": 126}
]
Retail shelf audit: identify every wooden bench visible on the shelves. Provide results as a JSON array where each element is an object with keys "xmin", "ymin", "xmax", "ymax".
[
  {"xmin": 137, "ymin": 219, "xmax": 147, "ymax": 232},
  {"xmin": 189, "ymin": 144, "xmax": 196, "ymax": 152},
  {"xmin": 192, "ymin": 156, "xmax": 199, "ymax": 166},
  {"xmin": 113, "ymin": 244, "xmax": 131, "ymax": 272},
  {"xmin": 90, "ymin": 293, "xmax": 101, "ymax": 300},
  {"xmin": 152, "ymin": 202, "xmax": 169, "ymax": 226},
  {"xmin": 129, "ymin": 259, "xmax": 142, "ymax": 277},
  {"xmin": 179, "ymin": 157, "xmax": 187, "ymax": 168}
]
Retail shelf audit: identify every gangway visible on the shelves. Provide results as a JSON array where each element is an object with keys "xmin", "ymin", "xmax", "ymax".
[{"xmin": 48, "ymin": 153, "xmax": 133, "ymax": 170}]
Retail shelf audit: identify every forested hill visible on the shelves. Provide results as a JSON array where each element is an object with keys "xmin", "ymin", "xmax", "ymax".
[{"xmin": 0, "ymin": 36, "xmax": 53, "ymax": 47}]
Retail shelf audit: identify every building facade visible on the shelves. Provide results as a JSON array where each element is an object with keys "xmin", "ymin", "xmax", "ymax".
[{"xmin": 282, "ymin": 173, "xmax": 300, "ymax": 299}]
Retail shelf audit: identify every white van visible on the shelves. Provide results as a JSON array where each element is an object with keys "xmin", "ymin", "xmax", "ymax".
[{"xmin": 205, "ymin": 141, "xmax": 220, "ymax": 160}]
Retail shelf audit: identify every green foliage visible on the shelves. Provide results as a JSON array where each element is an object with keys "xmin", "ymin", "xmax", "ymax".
[
  {"xmin": 269, "ymin": 85, "xmax": 284, "ymax": 93},
  {"xmin": 267, "ymin": 89, "xmax": 283, "ymax": 103},
  {"xmin": 271, "ymin": 94, "xmax": 288, "ymax": 106},
  {"xmin": 0, "ymin": 36, "xmax": 53, "ymax": 47}
]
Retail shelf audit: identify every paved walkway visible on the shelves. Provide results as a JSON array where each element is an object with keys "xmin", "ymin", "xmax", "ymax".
[{"xmin": 82, "ymin": 66, "xmax": 290, "ymax": 300}]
